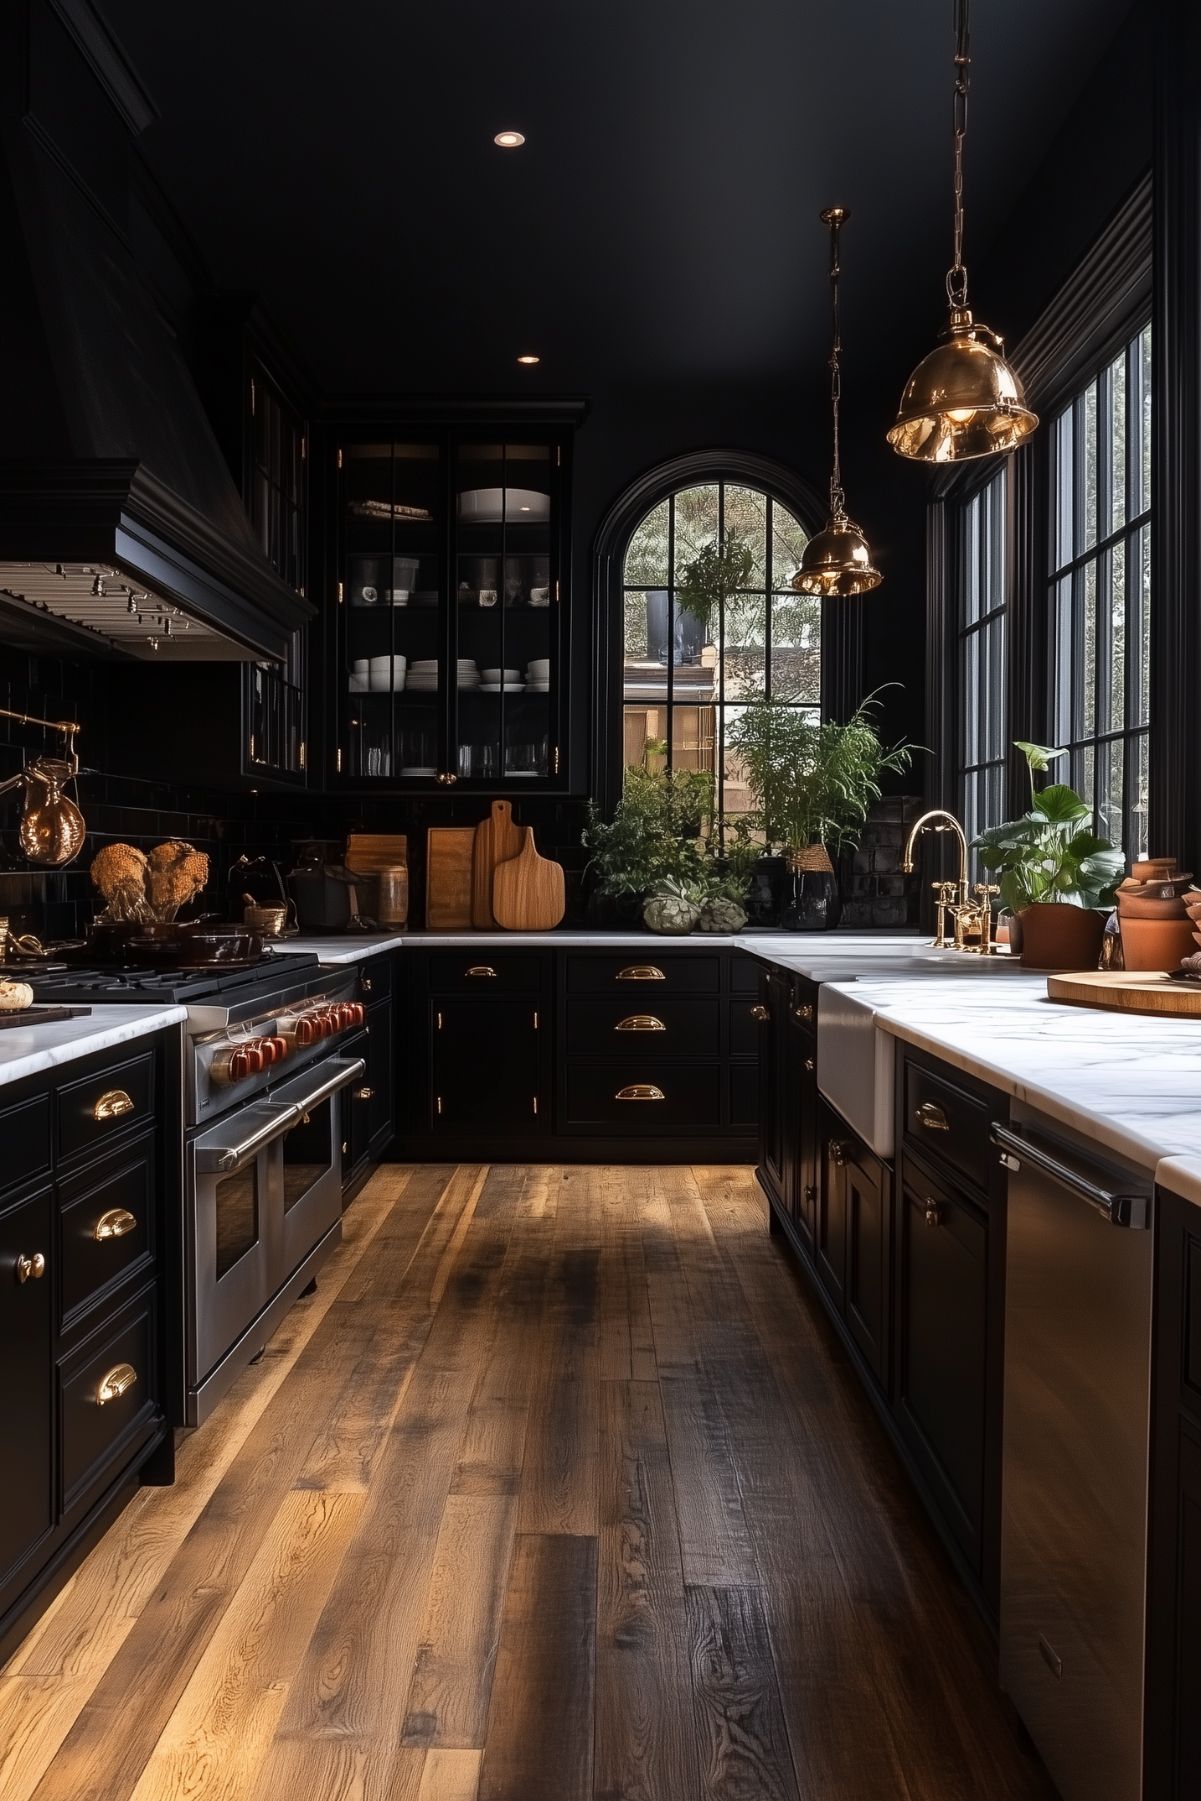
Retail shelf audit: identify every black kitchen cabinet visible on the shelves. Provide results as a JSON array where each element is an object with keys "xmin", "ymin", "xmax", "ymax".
[
  {"xmin": 0, "ymin": 1186, "xmax": 54, "ymax": 1594},
  {"xmin": 0, "ymin": 1030, "xmax": 177, "ymax": 1665},
  {"xmin": 340, "ymin": 955, "xmax": 397, "ymax": 1201},
  {"xmin": 329, "ymin": 424, "xmax": 576, "ymax": 792},
  {"xmin": 1146, "ymin": 1185, "xmax": 1201, "ymax": 1800},
  {"xmin": 432, "ymin": 996, "xmax": 545, "ymax": 1134},
  {"xmin": 816, "ymin": 1116, "xmax": 891, "ymax": 1393},
  {"xmin": 756, "ymin": 967, "xmax": 789, "ymax": 1214}
]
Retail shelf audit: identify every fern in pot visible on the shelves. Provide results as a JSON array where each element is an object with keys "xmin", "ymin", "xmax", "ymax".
[
  {"xmin": 724, "ymin": 690, "xmax": 914, "ymax": 931},
  {"xmin": 972, "ymin": 741, "xmax": 1123, "ymax": 969}
]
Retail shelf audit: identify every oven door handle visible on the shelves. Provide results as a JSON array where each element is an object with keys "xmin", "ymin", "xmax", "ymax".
[
  {"xmin": 276, "ymin": 1056, "xmax": 366, "ymax": 1123},
  {"xmin": 195, "ymin": 1104, "xmax": 300, "ymax": 1174}
]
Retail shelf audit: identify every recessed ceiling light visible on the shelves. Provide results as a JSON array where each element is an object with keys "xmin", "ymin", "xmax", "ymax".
[
  {"xmin": 517, "ymin": 353, "xmax": 540, "ymax": 365},
  {"xmin": 494, "ymin": 130, "xmax": 525, "ymax": 148}
]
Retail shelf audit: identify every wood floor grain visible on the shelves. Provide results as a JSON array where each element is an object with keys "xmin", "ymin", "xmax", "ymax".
[{"xmin": 0, "ymin": 1161, "xmax": 1054, "ymax": 1801}]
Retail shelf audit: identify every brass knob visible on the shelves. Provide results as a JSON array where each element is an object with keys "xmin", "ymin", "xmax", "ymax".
[
  {"xmin": 803, "ymin": 1057, "xmax": 816, "ymax": 1074},
  {"xmin": 465, "ymin": 965, "xmax": 497, "ymax": 978},
  {"xmin": 94, "ymin": 1208, "xmax": 137, "ymax": 1242},
  {"xmin": 436, "ymin": 771, "xmax": 458, "ymax": 785},
  {"xmin": 16, "ymin": 1251, "xmax": 46, "ymax": 1284},
  {"xmin": 616, "ymin": 965, "xmax": 665, "ymax": 981},
  {"xmin": 615, "ymin": 1084, "xmax": 665, "ymax": 1101},
  {"xmin": 93, "ymin": 1089, "xmax": 135, "ymax": 1122},
  {"xmin": 793, "ymin": 1003, "xmax": 814, "ymax": 1022},
  {"xmin": 829, "ymin": 1140, "xmax": 849, "ymax": 1168},
  {"xmin": 750, "ymin": 1003, "xmax": 770, "ymax": 1022},
  {"xmin": 914, "ymin": 1101, "xmax": 950, "ymax": 1132},
  {"xmin": 614, "ymin": 1015, "xmax": 666, "ymax": 1032},
  {"xmin": 361, "ymin": 976, "xmax": 373, "ymax": 994},
  {"xmin": 924, "ymin": 1199, "xmax": 944, "ymax": 1228},
  {"xmin": 354, "ymin": 1086, "xmax": 375, "ymax": 1101},
  {"xmin": 804, "ymin": 1184, "xmax": 817, "ymax": 1203},
  {"xmin": 96, "ymin": 1362, "xmax": 137, "ymax": 1407}
]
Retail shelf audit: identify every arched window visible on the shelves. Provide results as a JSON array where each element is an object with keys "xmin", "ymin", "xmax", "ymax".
[{"xmin": 616, "ymin": 471, "xmax": 817, "ymax": 825}]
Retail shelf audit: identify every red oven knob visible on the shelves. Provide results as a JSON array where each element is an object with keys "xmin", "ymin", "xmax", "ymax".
[{"xmin": 260, "ymin": 1035, "xmax": 288, "ymax": 1066}]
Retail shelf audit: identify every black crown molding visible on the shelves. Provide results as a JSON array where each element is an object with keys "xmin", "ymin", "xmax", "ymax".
[{"xmin": 46, "ymin": 0, "xmax": 156, "ymax": 136}]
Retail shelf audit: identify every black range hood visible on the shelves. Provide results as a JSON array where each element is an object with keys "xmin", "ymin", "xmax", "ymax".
[{"xmin": 0, "ymin": 88, "xmax": 314, "ymax": 664}]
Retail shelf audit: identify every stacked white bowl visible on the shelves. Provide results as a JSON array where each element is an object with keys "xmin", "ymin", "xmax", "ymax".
[
  {"xmin": 366, "ymin": 654, "xmax": 406, "ymax": 691},
  {"xmin": 527, "ymin": 658, "xmax": 550, "ymax": 691},
  {"xmin": 349, "ymin": 658, "xmax": 369, "ymax": 692},
  {"xmin": 480, "ymin": 667, "xmax": 523, "ymax": 691}
]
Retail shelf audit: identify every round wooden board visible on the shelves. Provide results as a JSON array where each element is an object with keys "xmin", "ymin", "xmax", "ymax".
[{"xmin": 1046, "ymin": 969, "xmax": 1201, "ymax": 1015}]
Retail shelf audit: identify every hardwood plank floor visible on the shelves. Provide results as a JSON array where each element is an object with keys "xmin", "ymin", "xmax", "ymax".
[{"xmin": 0, "ymin": 1162, "xmax": 1054, "ymax": 1801}]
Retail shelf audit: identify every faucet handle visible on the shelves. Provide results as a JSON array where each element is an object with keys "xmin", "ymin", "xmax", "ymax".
[{"xmin": 973, "ymin": 882, "xmax": 1000, "ymax": 901}]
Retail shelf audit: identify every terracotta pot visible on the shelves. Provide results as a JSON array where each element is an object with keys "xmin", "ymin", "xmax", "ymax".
[
  {"xmin": 1116, "ymin": 891, "xmax": 1190, "ymax": 919},
  {"xmin": 1118, "ymin": 915, "xmax": 1197, "ymax": 972},
  {"xmin": 1017, "ymin": 903, "xmax": 1105, "ymax": 971}
]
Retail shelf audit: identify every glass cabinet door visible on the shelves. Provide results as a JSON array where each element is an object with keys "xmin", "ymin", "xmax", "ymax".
[
  {"xmin": 337, "ymin": 431, "xmax": 563, "ymax": 788},
  {"xmin": 452, "ymin": 440, "xmax": 559, "ymax": 786},
  {"xmin": 342, "ymin": 439, "xmax": 445, "ymax": 784}
]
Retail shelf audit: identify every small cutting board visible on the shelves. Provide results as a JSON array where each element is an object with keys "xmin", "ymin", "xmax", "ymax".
[
  {"xmin": 425, "ymin": 827, "xmax": 476, "ymax": 929},
  {"xmin": 471, "ymin": 800, "xmax": 523, "ymax": 928},
  {"xmin": 346, "ymin": 832, "xmax": 408, "ymax": 875},
  {"xmin": 491, "ymin": 828, "xmax": 566, "ymax": 931},
  {"xmin": 1046, "ymin": 969, "xmax": 1201, "ymax": 1016}
]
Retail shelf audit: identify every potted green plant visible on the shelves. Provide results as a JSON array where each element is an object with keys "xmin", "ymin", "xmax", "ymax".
[
  {"xmin": 724, "ymin": 690, "xmax": 914, "ymax": 930},
  {"xmin": 675, "ymin": 527, "xmax": 755, "ymax": 648},
  {"xmin": 972, "ymin": 741, "xmax": 1124, "ymax": 969},
  {"xmin": 583, "ymin": 766, "xmax": 713, "ymax": 926}
]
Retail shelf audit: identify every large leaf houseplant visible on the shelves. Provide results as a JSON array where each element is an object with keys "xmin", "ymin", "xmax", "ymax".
[
  {"xmin": 972, "ymin": 741, "xmax": 1123, "ymax": 968},
  {"xmin": 724, "ymin": 690, "xmax": 914, "ymax": 930}
]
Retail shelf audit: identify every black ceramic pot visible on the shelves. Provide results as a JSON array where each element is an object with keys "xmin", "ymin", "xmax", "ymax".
[
  {"xmin": 780, "ymin": 848, "xmax": 842, "ymax": 932},
  {"xmin": 745, "ymin": 855, "xmax": 788, "ymax": 926}
]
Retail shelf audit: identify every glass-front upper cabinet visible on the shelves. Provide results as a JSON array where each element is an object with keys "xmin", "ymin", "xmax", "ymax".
[{"xmin": 335, "ymin": 431, "xmax": 567, "ymax": 789}]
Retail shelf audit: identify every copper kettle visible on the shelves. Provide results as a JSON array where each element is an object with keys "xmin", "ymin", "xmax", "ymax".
[{"xmin": 17, "ymin": 757, "xmax": 86, "ymax": 867}]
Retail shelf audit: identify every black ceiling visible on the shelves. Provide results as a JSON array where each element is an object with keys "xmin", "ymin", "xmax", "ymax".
[{"xmin": 99, "ymin": 0, "xmax": 1135, "ymax": 401}]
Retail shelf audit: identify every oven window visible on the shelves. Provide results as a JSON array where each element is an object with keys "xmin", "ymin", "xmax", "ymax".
[
  {"xmin": 214, "ymin": 1164, "xmax": 261, "ymax": 1279},
  {"xmin": 282, "ymin": 1099, "xmax": 333, "ymax": 1214}
]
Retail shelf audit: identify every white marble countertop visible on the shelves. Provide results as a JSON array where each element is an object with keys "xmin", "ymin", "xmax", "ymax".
[
  {"xmin": 0, "ymin": 1004, "xmax": 186, "ymax": 1088},
  {"xmin": 287, "ymin": 933, "xmax": 406, "ymax": 963}
]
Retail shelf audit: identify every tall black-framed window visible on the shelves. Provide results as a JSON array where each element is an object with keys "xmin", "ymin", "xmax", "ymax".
[
  {"xmin": 620, "ymin": 479, "xmax": 814, "ymax": 824},
  {"xmin": 1048, "ymin": 320, "xmax": 1152, "ymax": 854},
  {"xmin": 956, "ymin": 468, "xmax": 1009, "ymax": 868}
]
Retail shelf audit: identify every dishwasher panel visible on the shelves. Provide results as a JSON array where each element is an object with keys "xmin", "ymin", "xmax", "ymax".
[{"xmin": 996, "ymin": 1113, "xmax": 1153, "ymax": 1801}]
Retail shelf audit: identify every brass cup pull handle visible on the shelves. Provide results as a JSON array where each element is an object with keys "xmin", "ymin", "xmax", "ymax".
[
  {"xmin": 361, "ymin": 975, "xmax": 373, "ymax": 994},
  {"xmin": 94, "ymin": 1208, "xmax": 137, "ymax": 1242},
  {"xmin": 750, "ymin": 1004, "xmax": 770, "ymax": 1022},
  {"xmin": 914, "ymin": 1101, "xmax": 950, "ymax": 1132},
  {"xmin": 465, "ymin": 965, "xmax": 498, "ymax": 978},
  {"xmin": 924, "ymin": 1199, "xmax": 945, "ymax": 1228},
  {"xmin": 16, "ymin": 1251, "xmax": 46, "ymax": 1284},
  {"xmin": 616, "ymin": 965, "xmax": 665, "ymax": 982},
  {"xmin": 793, "ymin": 1003, "xmax": 815, "ymax": 1022},
  {"xmin": 803, "ymin": 1057, "xmax": 816, "ymax": 1074},
  {"xmin": 94, "ymin": 1089, "xmax": 135, "ymax": 1122},
  {"xmin": 614, "ymin": 1015, "xmax": 666, "ymax": 1032},
  {"xmin": 615, "ymin": 1084, "xmax": 665, "ymax": 1102},
  {"xmin": 96, "ymin": 1363, "xmax": 138, "ymax": 1407},
  {"xmin": 354, "ymin": 1086, "xmax": 375, "ymax": 1100}
]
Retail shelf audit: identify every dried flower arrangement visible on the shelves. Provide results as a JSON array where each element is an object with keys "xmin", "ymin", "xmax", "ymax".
[{"xmin": 90, "ymin": 840, "xmax": 210, "ymax": 923}]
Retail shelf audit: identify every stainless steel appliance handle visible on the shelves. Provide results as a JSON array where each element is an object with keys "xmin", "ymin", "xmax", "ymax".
[
  {"xmin": 276, "ymin": 1057, "xmax": 366, "ymax": 1121},
  {"xmin": 195, "ymin": 1104, "xmax": 299, "ymax": 1174},
  {"xmin": 990, "ymin": 1123, "xmax": 1149, "ymax": 1228}
]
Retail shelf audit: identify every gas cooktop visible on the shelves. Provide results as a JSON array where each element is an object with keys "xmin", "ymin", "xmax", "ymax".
[{"xmin": 20, "ymin": 951, "xmax": 322, "ymax": 1006}]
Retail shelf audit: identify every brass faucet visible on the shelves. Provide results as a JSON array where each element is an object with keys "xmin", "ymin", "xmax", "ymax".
[{"xmin": 901, "ymin": 809, "xmax": 999, "ymax": 954}]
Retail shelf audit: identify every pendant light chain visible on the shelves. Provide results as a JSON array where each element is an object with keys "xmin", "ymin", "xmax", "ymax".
[
  {"xmin": 947, "ymin": 0, "xmax": 971, "ymax": 309},
  {"xmin": 827, "ymin": 211, "xmax": 845, "ymax": 522}
]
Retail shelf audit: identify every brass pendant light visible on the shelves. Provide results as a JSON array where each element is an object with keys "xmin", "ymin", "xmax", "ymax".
[
  {"xmin": 887, "ymin": 0, "xmax": 1037, "ymax": 463},
  {"xmin": 795, "ymin": 207, "xmax": 881, "ymax": 598}
]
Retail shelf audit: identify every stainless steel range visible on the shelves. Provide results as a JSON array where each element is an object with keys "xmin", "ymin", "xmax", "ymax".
[{"xmin": 25, "ymin": 953, "xmax": 367, "ymax": 1425}]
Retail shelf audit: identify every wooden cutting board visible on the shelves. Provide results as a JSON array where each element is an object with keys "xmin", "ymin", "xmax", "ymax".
[
  {"xmin": 491, "ymin": 828, "xmax": 566, "ymax": 931},
  {"xmin": 425, "ymin": 827, "xmax": 476, "ymax": 929},
  {"xmin": 1046, "ymin": 969, "xmax": 1201, "ymax": 1016},
  {"xmin": 346, "ymin": 832, "xmax": 408, "ymax": 875},
  {"xmin": 471, "ymin": 800, "xmax": 523, "ymax": 928}
]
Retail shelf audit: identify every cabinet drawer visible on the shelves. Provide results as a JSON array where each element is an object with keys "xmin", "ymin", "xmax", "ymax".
[
  {"xmin": 356, "ymin": 954, "xmax": 394, "ymax": 1001},
  {"xmin": 0, "ymin": 1091, "xmax": 51, "ymax": 1200},
  {"xmin": 564, "ymin": 995, "xmax": 719, "ymax": 1057},
  {"xmin": 59, "ymin": 1291, "xmax": 157, "ymax": 1509},
  {"xmin": 56, "ymin": 1053, "xmax": 155, "ymax": 1165},
  {"xmin": 59, "ymin": 1146, "xmax": 154, "ymax": 1330},
  {"xmin": 565, "ymin": 954, "xmax": 720, "ymax": 993},
  {"xmin": 562, "ymin": 1061, "xmax": 721, "ymax": 1132},
  {"xmin": 902, "ymin": 1057, "xmax": 992, "ymax": 1193},
  {"xmin": 730, "ymin": 994, "xmax": 769, "ymax": 1059},
  {"xmin": 425, "ymin": 953, "xmax": 545, "ymax": 994}
]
